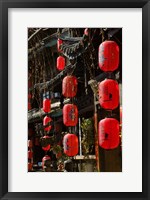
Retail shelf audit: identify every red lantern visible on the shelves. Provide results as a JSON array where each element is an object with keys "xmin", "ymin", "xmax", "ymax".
[
  {"xmin": 99, "ymin": 79, "xmax": 119, "ymax": 110},
  {"xmin": 63, "ymin": 133, "xmax": 78, "ymax": 156},
  {"xmin": 56, "ymin": 152, "xmax": 62, "ymax": 159},
  {"xmin": 57, "ymin": 38, "xmax": 63, "ymax": 52},
  {"xmin": 98, "ymin": 118, "xmax": 119, "ymax": 149},
  {"xmin": 62, "ymin": 76, "xmax": 78, "ymax": 98},
  {"xmin": 28, "ymin": 162, "xmax": 33, "ymax": 171},
  {"xmin": 28, "ymin": 102, "xmax": 31, "ymax": 110},
  {"xmin": 43, "ymin": 116, "xmax": 52, "ymax": 132},
  {"xmin": 42, "ymin": 144, "xmax": 51, "ymax": 151},
  {"xmin": 42, "ymin": 135, "xmax": 51, "ymax": 151},
  {"xmin": 42, "ymin": 155, "xmax": 51, "ymax": 169},
  {"xmin": 84, "ymin": 28, "xmax": 88, "ymax": 36},
  {"xmin": 28, "ymin": 150, "xmax": 33, "ymax": 159},
  {"xmin": 28, "ymin": 140, "xmax": 33, "ymax": 148},
  {"xmin": 57, "ymin": 56, "xmax": 65, "ymax": 71},
  {"xmin": 98, "ymin": 40, "xmax": 119, "ymax": 72},
  {"xmin": 63, "ymin": 104, "xmax": 78, "ymax": 126},
  {"xmin": 43, "ymin": 98, "xmax": 51, "ymax": 113}
]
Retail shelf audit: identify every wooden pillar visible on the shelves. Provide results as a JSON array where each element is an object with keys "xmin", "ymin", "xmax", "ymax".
[
  {"xmin": 97, "ymin": 106, "xmax": 122, "ymax": 172},
  {"xmin": 93, "ymin": 94, "xmax": 100, "ymax": 172}
]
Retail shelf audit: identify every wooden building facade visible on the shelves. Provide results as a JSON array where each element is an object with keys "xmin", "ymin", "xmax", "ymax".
[{"xmin": 28, "ymin": 28, "xmax": 122, "ymax": 172}]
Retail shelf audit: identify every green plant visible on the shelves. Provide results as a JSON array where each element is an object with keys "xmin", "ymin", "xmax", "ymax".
[
  {"xmin": 81, "ymin": 118, "xmax": 95, "ymax": 157},
  {"xmin": 51, "ymin": 144, "xmax": 62, "ymax": 154}
]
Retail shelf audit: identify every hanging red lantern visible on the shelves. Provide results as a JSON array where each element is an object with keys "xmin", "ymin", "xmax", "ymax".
[
  {"xmin": 63, "ymin": 104, "xmax": 78, "ymax": 126},
  {"xmin": 57, "ymin": 56, "xmax": 65, "ymax": 71},
  {"xmin": 43, "ymin": 98, "xmax": 51, "ymax": 113},
  {"xmin": 28, "ymin": 140, "xmax": 33, "ymax": 148},
  {"xmin": 98, "ymin": 40, "xmax": 119, "ymax": 72},
  {"xmin": 62, "ymin": 76, "xmax": 78, "ymax": 98},
  {"xmin": 98, "ymin": 118, "xmax": 119, "ymax": 149},
  {"xmin": 42, "ymin": 135, "xmax": 51, "ymax": 151},
  {"xmin": 28, "ymin": 102, "xmax": 31, "ymax": 110},
  {"xmin": 28, "ymin": 162, "xmax": 33, "ymax": 171},
  {"xmin": 84, "ymin": 28, "xmax": 88, "ymax": 36},
  {"xmin": 28, "ymin": 150, "xmax": 33, "ymax": 159},
  {"xmin": 57, "ymin": 38, "xmax": 63, "ymax": 52},
  {"xmin": 99, "ymin": 79, "xmax": 119, "ymax": 110},
  {"xmin": 43, "ymin": 116, "xmax": 52, "ymax": 132},
  {"xmin": 56, "ymin": 152, "xmax": 62, "ymax": 159},
  {"xmin": 42, "ymin": 155, "xmax": 51, "ymax": 169},
  {"xmin": 63, "ymin": 133, "xmax": 78, "ymax": 157},
  {"xmin": 42, "ymin": 144, "xmax": 51, "ymax": 151}
]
